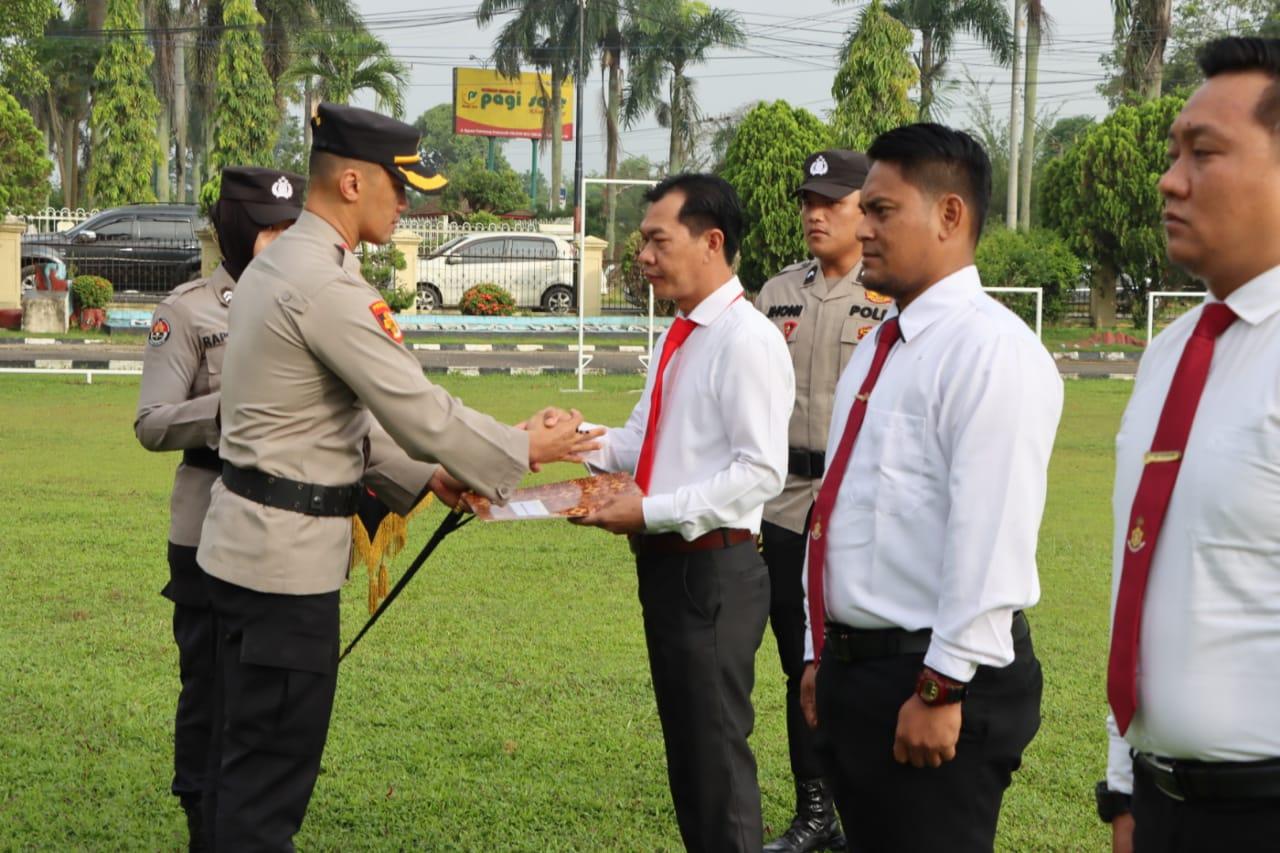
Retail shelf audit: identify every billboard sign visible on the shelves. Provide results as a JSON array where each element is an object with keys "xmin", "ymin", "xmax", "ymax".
[{"xmin": 453, "ymin": 67, "xmax": 574, "ymax": 141}]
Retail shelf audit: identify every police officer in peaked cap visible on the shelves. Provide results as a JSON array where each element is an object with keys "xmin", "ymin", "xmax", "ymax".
[
  {"xmin": 754, "ymin": 149, "xmax": 889, "ymax": 853},
  {"xmin": 135, "ymin": 165, "xmax": 304, "ymax": 851},
  {"xmin": 195, "ymin": 103, "xmax": 601, "ymax": 850}
]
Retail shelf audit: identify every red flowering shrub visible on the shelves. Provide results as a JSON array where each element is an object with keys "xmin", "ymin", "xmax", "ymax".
[{"xmin": 460, "ymin": 283, "xmax": 516, "ymax": 317}]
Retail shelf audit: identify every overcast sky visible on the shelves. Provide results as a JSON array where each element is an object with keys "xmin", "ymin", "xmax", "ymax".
[{"xmin": 337, "ymin": 0, "xmax": 1118, "ymax": 178}]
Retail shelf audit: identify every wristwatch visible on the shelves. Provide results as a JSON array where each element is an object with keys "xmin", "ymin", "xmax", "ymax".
[
  {"xmin": 915, "ymin": 667, "xmax": 967, "ymax": 706},
  {"xmin": 1094, "ymin": 781, "xmax": 1132, "ymax": 823}
]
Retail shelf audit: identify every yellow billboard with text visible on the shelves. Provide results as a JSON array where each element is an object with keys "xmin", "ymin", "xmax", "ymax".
[{"xmin": 452, "ymin": 68, "xmax": 574, "ymax": 141}]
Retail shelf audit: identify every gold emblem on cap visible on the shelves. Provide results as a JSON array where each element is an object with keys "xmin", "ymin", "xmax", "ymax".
[
  {"xmin": 811, "ymin": 519, "xmax": 822, "ymax": 541},
  {"xmin": 1127, "ymin": 517, "xmax": 1146, "ymax": 554},
  {"xmin": 1143, "ymin": 450, "xmax": 1181, "ymax": 464},
  {"xmin": 394, "ymin": 154, "xmax": 422, "ymax": 165}
]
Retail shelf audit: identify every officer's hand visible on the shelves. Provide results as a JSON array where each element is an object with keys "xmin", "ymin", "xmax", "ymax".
[
  {"xmin": 428, "ymin": 467, "xmax": 465, "ymax": 509},
  {"xmin": 571, "ymin": 494, "xmax": 645, "ymax": 534},
  {"xmin": 525, "ymin": 408, "xmax": 603, "ymax": 468},
  {"xmin": 1111, "ymin": 813, "xmax": 1135, "ymax": 853},
  {"xmin": 892, "ymin": 695, "xmax": 961, "ymax": 768},
  {"xmin": 516, "ymin": 407, "xmax": 573, "ymax": 431},
  {"xmin": 800, "ymin": 662, "xmax": 819, "ymax": 729}
]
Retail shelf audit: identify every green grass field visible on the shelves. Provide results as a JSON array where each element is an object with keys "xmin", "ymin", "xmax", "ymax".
[{"xmin": 0, "ymin": 374, "xmax": 1129, "ymax": 851}]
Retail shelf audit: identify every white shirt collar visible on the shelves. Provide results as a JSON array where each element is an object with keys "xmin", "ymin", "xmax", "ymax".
[
  {"xmin": 682, "ymin": 277, "xmax": 745, "ymax": 327},
  {"xmin": 892, "ymin": 265, "xmax": 982, "ymax": 342},
  {"xmin": 1220, "ymin": 263, "xmax": 1280, "ymax": 327}
]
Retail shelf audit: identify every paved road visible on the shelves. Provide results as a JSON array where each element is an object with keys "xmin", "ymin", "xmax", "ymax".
[{"xmin": 0, "ymin": 344, "xmax": 1138, "ymax": 378}]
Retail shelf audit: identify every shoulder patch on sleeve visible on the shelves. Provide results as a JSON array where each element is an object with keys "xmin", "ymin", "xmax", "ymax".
[
  {"xmin": 368, "ymin": 300, "xmax": 404, "ymax": 344},
  {"xmin": 148, "ymin": 316, "xmax": 172, "ymax": 347}
]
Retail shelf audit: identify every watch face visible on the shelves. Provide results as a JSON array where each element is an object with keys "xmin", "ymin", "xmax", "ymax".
[{"xmin": 920, "ymin": 679, "xmax": 941, "ymax": 702}]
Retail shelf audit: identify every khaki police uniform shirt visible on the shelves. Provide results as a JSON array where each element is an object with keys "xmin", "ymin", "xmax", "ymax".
[
  {"xmin": 753, "ymin": 259, "xmax": 891, "ymax": 533},
  {"xmin": 198, "ymin": 210, "xmax": 530, "ymax": 595},
  {"xmin": 135, "ymin": 265, "xmax": 236, "ymax": 546}
]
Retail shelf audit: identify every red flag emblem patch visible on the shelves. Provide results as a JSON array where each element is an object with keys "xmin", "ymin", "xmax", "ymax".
[
  {"xmin": 368, "ymin": 300, "xmax": 404, "ymax": 344},
  {"xmin": 783, "ymin": 320, "xmax": 799, "ymax": 341}
]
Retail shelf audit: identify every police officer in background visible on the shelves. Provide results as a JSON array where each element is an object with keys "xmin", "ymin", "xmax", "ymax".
[
  {"xmin": 196, "ymin": 103, "xmax": 601, "ymax": 851},
  {"xmin": 754, "ymin": 150, "xmax": 885, "ymax": 853},
  {"xmin": 135, "ymin": 165, "xmax": 304, "ymax": 850}
]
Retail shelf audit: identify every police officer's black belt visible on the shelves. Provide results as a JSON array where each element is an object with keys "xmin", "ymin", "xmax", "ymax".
[
  {"xmin": 788, "ymin": 448, "xmax": 826, "ymax": 479},
  {"xmin": 1136, "ymin": 753, "xmax": 1280, "ymax": 802},
  {"xmin": 220, "ymin": 462, "xmax": 360, "ymax": 517},
  {"xmin": 182, "ymin": 447, "xmax": 222, "ymax": 472},
  {"xmin": 823, "ymin": 611, "xmax": 1029, "ymax": 662}
]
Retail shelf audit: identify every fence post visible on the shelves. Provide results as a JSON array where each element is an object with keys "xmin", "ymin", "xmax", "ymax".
[
  {"xmin": 581, "ymin": 235, "xmax": 607, "ymax": 317},
  {"xmin": 196, "ymin": 226, "xmax": 222, "ymax": 278},
  {"xmin": 0, "ymin": 215, "xmax": 27, "ymax": 311},
  {"xmin": 390, "ymin": 229, "xmax": 423, "ymax": 315}
]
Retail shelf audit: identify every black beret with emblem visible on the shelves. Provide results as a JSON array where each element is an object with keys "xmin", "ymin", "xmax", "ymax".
[
  {"xmin": 795, "ymin": 149, "xmax": 870, "ymax": 199},
  {"xmin": 311, "ymin": 102, "xmax": 448, "ymax": 192},
  {"xmin": 219, "ymin": 166, "xmax": 305, "ymax": 227}
]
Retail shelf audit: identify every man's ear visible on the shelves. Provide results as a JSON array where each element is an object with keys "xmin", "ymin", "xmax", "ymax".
[
  {"xmin": 337, "ymin": 168, "xmax": 361, "ymax": 203},
  {"xmin": 937, "ymin": 193, "xmax": 966, "ymax": 242},
  {"xmin": 704, "ymin": 227, "xmax": 725, "ymax": 259}
]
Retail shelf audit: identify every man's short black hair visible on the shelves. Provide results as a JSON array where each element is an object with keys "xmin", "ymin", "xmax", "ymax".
[
  {"xmin": 865, "ymin": 123, "xmax": 992, "ymax": 241},
  {"xmin": 1197, "ymin": 37, "xmax": 1280, "ymax": 132},
  {"xmin": 644, "ymin": 173, "xmax": 743, "ymax": 265}
]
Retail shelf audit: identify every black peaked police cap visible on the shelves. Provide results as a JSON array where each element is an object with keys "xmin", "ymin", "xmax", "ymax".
[
  {"xmin": 310, "ymin": 102, "xmax": 448, "ymax": 192},
  {"xmin": 219, "ymin": 166, "xmax": 305, "ymax": 226},
  {"xmin": 794, "ymin": 149, "xmax": 870, "ymax": 200}
]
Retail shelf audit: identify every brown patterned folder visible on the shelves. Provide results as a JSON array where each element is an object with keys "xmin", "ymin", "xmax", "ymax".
[{"xmin": 462, "ymin": 472, "xmax": 641, "ymax": 521}]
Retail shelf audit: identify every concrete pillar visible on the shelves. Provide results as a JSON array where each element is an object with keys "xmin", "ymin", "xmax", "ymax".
[
  {"xmin": 581, "ymin": 235, "xmax": 607, "ymax": 317},
  {"xmin": 390, "ymin": 229, "xmax": 423, "ymax": 315},
  {"xmin": 0, "ymin": 215, "xmax": 27, "ymax": 310},
  {"xmin": 197, "ymin": 225, "xmax": 222, "ymax": 278}
]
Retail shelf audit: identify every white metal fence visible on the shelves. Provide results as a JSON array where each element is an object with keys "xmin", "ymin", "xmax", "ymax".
[
  {"xmin": 399, "ymin": 215, "xmax": 569, "ymax": 253},
  {"xmin": 18, "ymin": 207, "xmax": 99, "ymax": 234}
]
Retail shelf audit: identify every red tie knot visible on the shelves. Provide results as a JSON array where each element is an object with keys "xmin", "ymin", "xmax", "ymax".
[{"xmin": 1195, "ymin": 302, "xmax": 1237, "ymax": 340}]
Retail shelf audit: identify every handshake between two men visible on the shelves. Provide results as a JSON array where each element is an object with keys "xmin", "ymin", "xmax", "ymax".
[{"xmin": 426, "ymin": 406, "xmax": 606, "ymax": 509}]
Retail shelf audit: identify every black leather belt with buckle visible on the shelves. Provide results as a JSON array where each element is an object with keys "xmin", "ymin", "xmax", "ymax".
[
  {"xmin": 788, "ymin": 447, "xmax": 825, "ymax": 479},
  {"xmin": 1136, "ymin": 752, "xmax": 1280, "ymax": 802},
  {"xmin": 182, "ymin": 447, "xmax": 221, "ymax": 472},
  {"xmin": 823, "ymin": 611, "xmax": 1029, "ymax": 662},
  {"xmin": 220, "ymin": 462, "xmax": 360, "ymax": 517}
]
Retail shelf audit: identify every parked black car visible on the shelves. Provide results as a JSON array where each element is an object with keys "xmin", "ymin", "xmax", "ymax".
[{"xmin": 22, "ymin": 204, "xmax": 204, "ymax": 298}]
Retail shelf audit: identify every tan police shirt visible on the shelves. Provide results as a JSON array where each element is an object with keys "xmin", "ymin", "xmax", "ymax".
[
  {"xmin": 753, "ymin": 259, "xmax": 890, "ymax": 533},
  {"xmin": 197, "ymin": 210, "xmax": 530, "ymax": 595},
  {"xmin": 135, "ymin": 265, "xmax": 236, "ymax": 546}
]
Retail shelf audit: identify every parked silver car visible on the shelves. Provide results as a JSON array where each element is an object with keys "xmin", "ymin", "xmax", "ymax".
[{"xmin": 415, "ymin": 232, "xmax": 577, "ymax": 313}]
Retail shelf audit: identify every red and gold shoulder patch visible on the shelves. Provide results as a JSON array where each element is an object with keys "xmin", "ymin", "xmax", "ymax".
[
  {"xmin": 782, "ymin": 320, "xmax": 799, "ymax": 341},
  {"xmin": 148, "ymin": 317, "xmax": 171, "ymax": 347},
  {"xmin": 857, "ymin": 324, "xmax": 874, "ymax": 341},
  {"xmin": 865, "ymin": 289, "xmax": 893, "ymax": 304},
  {"xmin": 368, "ymin": 300, "xmax": 404, "ymax": 344}
]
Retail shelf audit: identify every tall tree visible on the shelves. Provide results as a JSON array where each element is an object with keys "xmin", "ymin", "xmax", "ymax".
[
  {"xmin": 87, "ymin": 0, "xmax": 161, "ymax": 206},
  {"xmin": 830, "ymin": 0, "xmax": 917, "ymax": 150},
  {"xmin": 209, "ymin": 0, "xmax": 279, "ymax": 173},
  {"xmin": 1040, "ymin": 95, "xmax": 1186, "ymax": 326},
  {"xmin": 0, "ymin": 84, "xmax": 53, "ymax": 212},
  {"xmin": 720, "ymin": 100, "xmax": 832, "ymax": 290},
  {"xmin": 0, "ymin": 0, "xmax": 57, "ymax": 95},
  {"xmin": 623, "ymin": 0, "xmax": 745, "ymax": 174},
  {"xmin": 1017, "ymin": 0, "xmax": 1050, "ymax": 230},
  {"xmin": 413, "ymin": 103, "xmax": 509, "ymax": 169},
  {"xmin": 476, "ymin": 0, "xmax": 583, "ymax": 212},
  {"xmin": 1111, "ymin": 0, "xmax": 1174, "ymax": 102},
  {"xmin": 284, "ymin": 26, "xmax": 408, "ymax": 117},
  {"xmin": 144, "ymin": 0, "xmax": 178, "ymax": 201},
  {"xmin": 840, "ymin": 0, "xmax": 1014, "ymax": 121},
  {"xmin": 1007, "ymin": 0, "xmax": 1023, "ymax": 227}
]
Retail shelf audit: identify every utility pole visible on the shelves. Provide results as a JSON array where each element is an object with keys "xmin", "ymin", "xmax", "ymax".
[{"xmin": 1007, "ymin": 0, "xmax": 1024, "ymax": 229}]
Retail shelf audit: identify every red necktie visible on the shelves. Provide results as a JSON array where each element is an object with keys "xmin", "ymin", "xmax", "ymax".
[
  {"xmin": 1107, "ymin": 302, "xmax": 1237, "ymax": 734},
  {"xmin": 807, "ymin": 317, "xmax": 901, "ymax": 662},
  {"xmin": 634, "ymin": 317, "xmax": 698, "ymax": 494}
]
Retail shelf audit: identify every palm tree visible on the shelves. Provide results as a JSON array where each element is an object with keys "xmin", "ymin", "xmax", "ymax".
[
  {"xmin": 1017, "ymin": 0, "xmax": 1049, "ymax": 229},
  {"xmin": 840, "ymin": 0, "xmax": 1014, "ymax": 121},
  {"xmin": 284, "ymin": 26, "xmax": 408, "ymax": 118},
  {"xmin": 1112, "ymin": 0, "xmax": 1173, "ymax": 101},
  {"xmin": 476, "ymin": 0, "xmax": 590, "ymax": 211},
  {"xmin": 623, "ymin": 0, "xmax": 745, "ymax": 174}
]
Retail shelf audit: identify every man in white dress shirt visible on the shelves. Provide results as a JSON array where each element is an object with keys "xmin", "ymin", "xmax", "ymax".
[
  {"xmin": 797, "ymin": 123, "xmax": 1063, "ymax": 851},
  {"xmin": 575, "ymin": 173, "xmax": 795, "ymax": 851},
  {"xmin": 1098, "ymin": 37, "xmax": 1280, "ymax": 853}
]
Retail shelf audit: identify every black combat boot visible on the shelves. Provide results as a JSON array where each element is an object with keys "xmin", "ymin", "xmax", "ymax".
[
  {"xmin": 762, "ymin": 778, "xmax": 846, "ymax": 853},
  {"xmin": 180, "ymin": 794, "xmax": 205, "ymax": 853}
]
